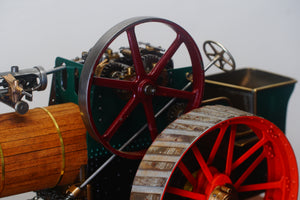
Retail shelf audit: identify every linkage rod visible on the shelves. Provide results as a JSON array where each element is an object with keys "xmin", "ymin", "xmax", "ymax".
[{"xmin": 46, "ymin": 65, "xmax": 66, "ymax": 75}]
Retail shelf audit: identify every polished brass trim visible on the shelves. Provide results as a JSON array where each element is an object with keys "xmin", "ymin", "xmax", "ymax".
[
  {"xmin": 40, "ymin": 107, "xmax": 65, "ymax": 186},
  {"xmin": 202, "ymin": 96, "xmax": 232, "ymax": 106},
  {"xmin": 205, "ymin": 79, "xmax": 254, "ymax": 92},
  {"xmin": 205, "ymin": 79, "xmax": 296, "ymax": 92},
  {"xmin": 255, "ymin": 80, "xmax": 297, "ymax": 91},
  {"xmin": 205, "ymin": 78, "xmax": 297, "ymax": 92},
  {"xmin": 205, "ymin": 73, "xmax": 296, "ymax": 115}
]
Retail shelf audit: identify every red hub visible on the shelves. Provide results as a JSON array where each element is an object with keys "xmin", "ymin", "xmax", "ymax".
[
  {"xmin": 205, "ymin": 173, "xmax": 232, "ymax": 196},
  {"xmin": 137, "ymin": 79, "xmax": 156, "ymax": 97}
]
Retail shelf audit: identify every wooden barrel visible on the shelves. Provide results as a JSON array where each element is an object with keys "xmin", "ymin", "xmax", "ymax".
[{"xmin": 0, "ymin": 103, "xmax": 87, "ymax": 197}]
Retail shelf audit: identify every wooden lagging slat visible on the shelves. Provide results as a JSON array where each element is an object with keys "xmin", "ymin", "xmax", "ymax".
[
  {"xmin": 131, "ymin": 105, "xmax": 252, "ymax": 200},
  {"xmin": 0, "ymin": 103, "xmax": 88, "ymax": 197}
]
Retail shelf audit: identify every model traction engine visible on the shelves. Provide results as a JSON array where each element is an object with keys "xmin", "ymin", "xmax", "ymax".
[{"xmin": 0, "ymin": 17, "xmax": 298, "ymax": 200}]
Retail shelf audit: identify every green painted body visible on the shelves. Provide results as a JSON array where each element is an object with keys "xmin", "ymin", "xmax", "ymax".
[
  {"xmin": 51, "ymin": 57, "xmax": 193, "ymax": 159},
  {"xmin": 51, "ymin": 58, "xmax": 296, "ymax": 159},
  {"xmin": 204, "ymin": 68, "xmax": 296, "ymax": 132}
]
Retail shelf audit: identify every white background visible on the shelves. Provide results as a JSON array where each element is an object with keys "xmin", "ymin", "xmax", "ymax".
[{"xmin": 0, "ymin": 0, "xmax": 299, "ymax": 199}]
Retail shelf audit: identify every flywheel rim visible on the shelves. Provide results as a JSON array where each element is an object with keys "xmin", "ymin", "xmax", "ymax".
[{"xmin": 130, "ymin": 105, "xmax": 298, "ymax": 200}]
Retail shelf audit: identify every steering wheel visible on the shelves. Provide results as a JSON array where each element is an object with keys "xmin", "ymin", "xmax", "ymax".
[
  {"xmin": 78, "ymin": 17, "xmax": 205, "ymax": 159},
  {"xmin": 203, "ymin": 40, "xmax": 235, "ymax": 72}
]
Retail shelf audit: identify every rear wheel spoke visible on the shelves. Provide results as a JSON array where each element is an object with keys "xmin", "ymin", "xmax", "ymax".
[
  {"xmin": 207, "ymin": 126, "xmax": 228, "ymax": 165},
  {"xmin": 238, "ymin": 178, "xmax": 284, "ymax": 192},
  {"xmin": 232, "ymin": 137, "xmax": 268, "ymax": 170},
  {"xmin": 234, "ymin": 152, "xmax": 265, "ymax": 189},
  {"xmin": 166, "ymin": 187, "xmax": 206, "ymax": 200},
  {"xmin": 131, "ymin": 103, "xmax": 297, "ymax": 199},
  {"xmin": 192, "ymin": 146, "xmax": 213, "ymax": 182},
  {"xmin": 178, "ymin": 162, "xmax": 197, "ymax": 188},
  {"xmin": 225, "ymin": 125, "xmax": 236, "ymax": 175}
]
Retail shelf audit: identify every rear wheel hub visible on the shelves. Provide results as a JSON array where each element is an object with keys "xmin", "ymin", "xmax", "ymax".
[{"xmin": 209, "ymin": 184, "xmax": 238, "ymax": 200}]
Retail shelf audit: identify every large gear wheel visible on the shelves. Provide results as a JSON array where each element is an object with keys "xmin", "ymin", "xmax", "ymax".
[
  {"xmin": 78, "ymin": 17, "xmax": 204, "ymax": 159},
  {"xmin": 99, "ymin": 62, "xmax": 130, "ymax": 79},
  {"xmin": 131, "ymin": 105, "xmax": 298, "ymax": 200}
]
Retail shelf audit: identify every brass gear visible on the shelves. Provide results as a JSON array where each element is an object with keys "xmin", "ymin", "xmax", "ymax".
[{"xmin": 100, "ymin": 62, "xmax": 130, "ymax": 79}]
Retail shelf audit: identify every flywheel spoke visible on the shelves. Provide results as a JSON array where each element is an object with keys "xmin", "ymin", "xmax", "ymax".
[
  {"xmin": 103, "ymin": 97, "xmax": 139, "ymax": 141},
  {"xmin": 142, "ymin": 98, "xmax": 158, "ymax": 140},
  {"xmin": 127, "ymin": 27, "xmax": 146, "ymax": 78},
  {"xmin": 156, "ymin": 85, "xmax": 195, "ymax": 100},
  {"xmin": 149, "ymin": 34, "xmax": 182, "ymax": 80},
  {"xmin": 93, "ymin": 76, "xmax": 135, "ymax": 90}
]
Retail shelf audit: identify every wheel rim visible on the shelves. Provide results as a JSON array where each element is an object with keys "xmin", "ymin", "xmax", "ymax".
[
  {"xmin": 203, "ymin": 40, "xmax": 235, "ymax": 72},
  {"xmin": 78, "ymin": 17, "xmax": 204, "ymax": 159},
  {"xmin": 131, "ymin": 105, "xmax": 298, "ymax": 199}
]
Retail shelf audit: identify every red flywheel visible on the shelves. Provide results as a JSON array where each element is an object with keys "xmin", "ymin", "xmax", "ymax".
[{"xmin": 78, "ymin": 17, "xmax": 204, "ymax": 159}]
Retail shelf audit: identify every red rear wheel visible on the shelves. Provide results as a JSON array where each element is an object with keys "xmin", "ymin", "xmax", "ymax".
[
  {"xmin": 131, "ymin": 105, "xmax": 298, "ymax": 199},
  {"xmin": 78, "ymin": 17, "xmax": 204, "ymax": 159}
]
